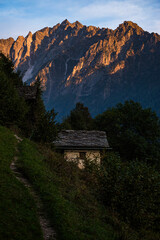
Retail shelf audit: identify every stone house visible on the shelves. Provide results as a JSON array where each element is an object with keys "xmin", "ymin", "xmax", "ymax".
[
  {"xmin": 18, "ymin": 86, "xmax": 37, "ymax": 101},
  {"xmin": 53, "ymin": 130, "xmax": 109, "ymax": 168}
]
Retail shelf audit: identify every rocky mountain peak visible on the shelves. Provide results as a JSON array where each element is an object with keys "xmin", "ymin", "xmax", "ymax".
[
  {"xmin": 60, "ymin": 19, "xmax": 84, "ymax": 31},
  {"xmin": 0, "ymin": 20, "xmax": 160, "ymax": 120},
  {"xmin": 61, "ymin": 19, "xmax": 70, "ymax": 25},
  {"xmin": 0, "ymin": 37, "xmax": 15, "ymax": 56},
  {"xmin": 123, "ymin": 21, "xmax": 142, "ymax": 29},
  {"xmin": 26, "ymin": 31, "xmax": 33, "ymax": 38},
  {"xmin": 16, "ymin": 35, "xmax": 25, "ymax": 42},
  {"xmin": 72, "ymin": 21, "xmax": 83, "ymax": 29},
  {"xmin": 60, "ymin": 19, "xmax": 72, "ymax": 29},
  {"xmin": 115, "ymin": 21, "xmax": 144, "ymax": 36}
]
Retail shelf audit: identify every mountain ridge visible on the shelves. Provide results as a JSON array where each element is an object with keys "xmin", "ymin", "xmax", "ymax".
[{"xmin": 0, "ymin": 20, "xmax": 160, "ymax": 120}]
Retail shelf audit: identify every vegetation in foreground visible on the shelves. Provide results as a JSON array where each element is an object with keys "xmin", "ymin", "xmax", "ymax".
[
  {"xmin": 16, "ymin": 137, "xmax": 160, "ymax": 240},
  {"xmin": 1, "ymin": 124, "xmax": 160, "ymax": 240},
  {"xmin": 17, "ymin": 138, "xmax": 117, "ymax": 240},
  {"xmin": 0, "ymin": 126, "xmax": 43, "ymax": 240}
]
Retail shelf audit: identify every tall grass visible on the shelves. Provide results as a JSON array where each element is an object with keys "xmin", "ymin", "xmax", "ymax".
[{"xmin": 0, "ymin": 126, "xmax": 43, "ymax": 240}]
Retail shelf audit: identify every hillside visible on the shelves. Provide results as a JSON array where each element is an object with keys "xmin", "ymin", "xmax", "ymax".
[
  {"xmin": 1, "ymin": 123, "xmax": 160, "ymax": 240},
  {"xmin": 0, "ymin": 126, "xmax": 43, "ymax": 240},
  {"xmin": 0, "ymin": 126, "xmax": 118, "ymax": 240},
  {"xmin": 0, "ymin": 20, "xmax": 160, "ymax": 120}
]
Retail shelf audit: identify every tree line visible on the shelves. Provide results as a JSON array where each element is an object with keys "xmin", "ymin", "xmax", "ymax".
[{"xmin": 0, "ymin": 53, "xmax": 57, "ymax": 142}]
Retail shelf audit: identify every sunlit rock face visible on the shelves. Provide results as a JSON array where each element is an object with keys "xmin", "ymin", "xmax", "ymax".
[{"xmin": 1, "ymin": 20, "xmax": 160, "ymax": 120}]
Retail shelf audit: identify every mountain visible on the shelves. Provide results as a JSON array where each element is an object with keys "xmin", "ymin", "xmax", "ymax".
[{"xmin": 0, "ymin": 20, "xmax": 160, "ymax": 120}]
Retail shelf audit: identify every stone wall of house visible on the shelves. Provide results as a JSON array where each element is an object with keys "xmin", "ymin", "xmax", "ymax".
[{"xmin": 64, "ymin": 150, "xmax": 101, "ymax": 169}]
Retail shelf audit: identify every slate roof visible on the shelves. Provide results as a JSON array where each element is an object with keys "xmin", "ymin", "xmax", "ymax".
[
  {"xmin": 54, "ymin": 130, "xmax": 109, "ymax": 149},
  {"xmin": 18, "ymin": 86, "xmax": 37, "ymax": 100}
]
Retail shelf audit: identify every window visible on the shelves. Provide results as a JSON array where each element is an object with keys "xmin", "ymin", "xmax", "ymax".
[{"xmin": 79, "ymin": 152, "xmax": 86, "ymax": 159}]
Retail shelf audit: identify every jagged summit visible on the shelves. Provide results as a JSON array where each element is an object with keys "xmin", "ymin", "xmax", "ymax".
[
  {"xmin": 0, "ymin": 20, "xmax": 160, "ymax": 120},
  {"xmin": 115, "ymin": 21, "xmax": 144, "ymax": 35},
  {"xmin": 72, "ymin": 20, "xmax": 83, "ymax": 28},
  {"xmin": 60, "ymin": 19, "xmax": 84, "ymax": 30},
  {"xmin": 16, "ymin": 36, "xmax": 25, "ymax": 41},
  {"xmin": 26, "ymin": 31, "xmax": 32, "ymax": 37},
  {"xmin": 0, "ymin": 37, "xmax": 14, "ymax": 41},
  {"xmin": 61, "ymin": 19, "xmax": 70, "ymax": 26},
  {"xmin": 123, "ymin": 21, "xmax": 142, "ymax": 29}
]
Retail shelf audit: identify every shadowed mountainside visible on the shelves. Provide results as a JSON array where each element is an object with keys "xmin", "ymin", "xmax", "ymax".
[{"xmin": 0, "ymin": 20, "xmax": 160, "ymax": 120}]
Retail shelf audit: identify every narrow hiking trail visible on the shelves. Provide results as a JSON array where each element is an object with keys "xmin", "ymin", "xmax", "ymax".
[{"xmin": 10, "ymin": 135, "xmax": 56, "ymax": 240}]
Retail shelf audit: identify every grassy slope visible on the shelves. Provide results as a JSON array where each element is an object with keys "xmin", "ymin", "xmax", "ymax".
[
  {"xmin": 0, "ymin": 126, "xmax": 43, "ymax": 240},
  {"xmin": 17, "ymin": 138, "xmax": 118, "ymax": 240}
]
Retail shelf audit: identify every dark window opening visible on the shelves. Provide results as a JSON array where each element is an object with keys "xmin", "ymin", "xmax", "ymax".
[{"xmin": 80, "ymin": 152, "xmax": 86, "ymax": 159}]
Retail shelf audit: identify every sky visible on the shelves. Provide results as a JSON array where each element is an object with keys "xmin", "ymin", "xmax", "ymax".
[{"xmin": 0, "ymin": 0, "xmax": 160, "ymax": 39}]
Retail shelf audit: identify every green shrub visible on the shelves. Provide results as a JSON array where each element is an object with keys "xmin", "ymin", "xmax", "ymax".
[
  {"xmin": 94, "ymin": 100, "xmax": 160, "ymax": 167},
  {"xmin": 100, "ymin": 152, "xmax": 160, "ymax": 236}
]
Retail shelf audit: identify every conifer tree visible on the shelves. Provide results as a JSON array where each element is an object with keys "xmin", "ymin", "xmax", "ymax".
[{"xmin": 62, "ymin": 102, "xmax": 93, "ymax": 130}]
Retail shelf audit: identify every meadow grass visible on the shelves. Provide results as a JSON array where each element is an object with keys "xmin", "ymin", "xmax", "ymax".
[
  {"xmin": 0, "ymin": 126, "xmax": 43, "ymax": 240},
  {"xmin": 18, "ymin": 138, "xmax": 117, "ymax": 240}
]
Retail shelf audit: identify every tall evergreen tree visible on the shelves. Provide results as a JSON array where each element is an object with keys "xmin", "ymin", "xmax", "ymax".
[
  {"xmin": 28, "ymin": 77, "xmax": 57, "ymax": 142},
  {"xmin": 0, "ymin": 53, "xmax": 27, "ymax": 127},
  {"xmin": 61, "ymin": 102, "xmax": 93, "ymax": 130}
]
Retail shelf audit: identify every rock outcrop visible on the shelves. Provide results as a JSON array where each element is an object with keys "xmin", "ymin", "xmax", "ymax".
[{"xmin": 1, "ymin": 20, "xmax": 160, "ymax": 120}]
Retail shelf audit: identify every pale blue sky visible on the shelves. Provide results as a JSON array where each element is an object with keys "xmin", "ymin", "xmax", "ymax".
[{"xmin": 0, "ymin": 0, "xmax": 160, "ymax": 39}]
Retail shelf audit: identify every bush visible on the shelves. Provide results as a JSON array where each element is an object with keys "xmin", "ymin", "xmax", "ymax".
[
  {"xmin": 100, "ymin": 152, "xmax": 160, "ymax": 234},
  {"xmin": 94, "ymin": 101, "xmax": 160, "ymax": 167}
]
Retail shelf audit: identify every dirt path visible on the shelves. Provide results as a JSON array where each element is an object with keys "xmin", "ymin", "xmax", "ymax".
[{"xmin": 10, "ymin": 135, "xmax": 56, "ymax": 240}]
